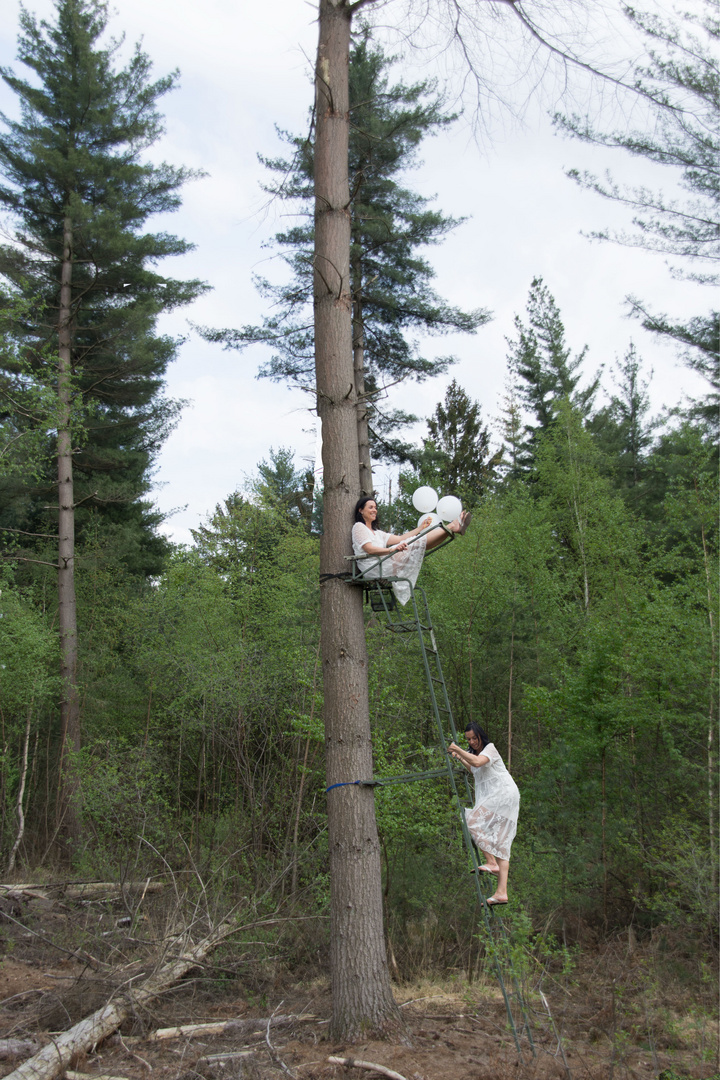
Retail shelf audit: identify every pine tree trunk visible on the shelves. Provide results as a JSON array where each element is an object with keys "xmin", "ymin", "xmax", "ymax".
[
  {"xmin": 352, "ymin": 263, "xmax": 373, "ymax": 495},
  {"xmin": 57, "ymin": 213, "xmax": 81, "ymax": 845},
  {"xmin": 314, "ymin": 0, "xmax": 401, "ymax": 1041}
]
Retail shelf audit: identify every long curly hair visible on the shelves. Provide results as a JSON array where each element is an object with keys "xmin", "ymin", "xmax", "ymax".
[{"xmin": 354, "ymin": 495, "xmax": 380, "ymax": 530}]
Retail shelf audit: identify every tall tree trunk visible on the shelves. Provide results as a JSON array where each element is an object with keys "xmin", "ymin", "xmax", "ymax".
[
  {"xmin": 352, "ymin": 260, "xmax": 373, "ymax": 495},
  {"xmin": 314, "ymin": 0, "xmax": 401, "ymax": 1041},
  {"xmin": 57, "ymin": 213, "xmax": 81, "ymax": 845}
]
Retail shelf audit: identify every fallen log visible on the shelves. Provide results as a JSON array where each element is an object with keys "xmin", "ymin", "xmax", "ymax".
[
  {"xmin": 0, "ymin": 882, "xmax": 165, "ymax": 902},
  {"xmin": 0, "ymin": 1041, "xmax": 40, "ymax": 1060},
  {"xmin": 148, "ymin": 1015, "xmax": 304, "ymax": 1041},
  {"xmin": 1, "ymin": 917, "xmax": 240, "ymax": 1080},
  {"xmin": 327, "ymin": 1058, "xmax": 409, "ymax": 1080}
]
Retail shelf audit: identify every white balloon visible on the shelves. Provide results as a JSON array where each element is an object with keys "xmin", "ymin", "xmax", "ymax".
[
  {"xmin": 417, "ymin": 512, "xmax": 440, "ymax": 529},
  {"xmin": 437, "ymin": 495, "xmax": 463, "ymax": 522},
  {"xmin": 412, "ymin": 486, "xmax": 438, "ymax": 513}
]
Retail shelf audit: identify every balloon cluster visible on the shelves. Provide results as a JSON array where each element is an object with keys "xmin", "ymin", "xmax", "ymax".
[{"xmin": 411, "ymin": 487, "xmax": 462, "ymax": 529}]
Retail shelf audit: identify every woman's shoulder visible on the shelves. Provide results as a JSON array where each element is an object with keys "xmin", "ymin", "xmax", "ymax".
[{"xmin": 483, "ymin": 742, "xmax": 502, "ymax": 762}]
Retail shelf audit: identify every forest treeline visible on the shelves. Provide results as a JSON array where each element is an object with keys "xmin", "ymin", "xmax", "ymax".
[
  {"xmin": 2, "ymin": 302, "xmax": 717, "ymax": 965},
  {"xmin": 0, "ymin": 0, "xmax": 718, "ymax": 979}
]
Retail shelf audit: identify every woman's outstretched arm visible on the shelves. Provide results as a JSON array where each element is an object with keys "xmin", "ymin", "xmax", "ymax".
[{"xmin": 385, "ymin": 516, "xmax": 435, "ymax": 545}]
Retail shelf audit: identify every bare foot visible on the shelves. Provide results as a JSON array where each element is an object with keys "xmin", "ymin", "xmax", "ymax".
[{"xmin": 454, "ymin": 510, "xmax": 471, "ymax": 535}]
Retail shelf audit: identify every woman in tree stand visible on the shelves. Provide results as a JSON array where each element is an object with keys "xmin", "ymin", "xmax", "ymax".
[
  {"xmin": 448, "ymin": 722, "xmax": 519, "ymax": 906},
  {"xmin": 351, "ymin": 496, "xmax": 471, "ymax": 605}
]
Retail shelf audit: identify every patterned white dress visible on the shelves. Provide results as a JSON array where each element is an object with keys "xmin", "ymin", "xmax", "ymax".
[
  {"xmin": 464, "ymin": 743, "xmax": 520, "ymax": 860},
  {"xmin": 351, "ymin": 522, "xmax": 427, "ymax": 606}
]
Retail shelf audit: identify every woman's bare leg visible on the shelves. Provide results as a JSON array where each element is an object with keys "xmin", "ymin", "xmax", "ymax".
[
  {"xmin": 488, "ymin": 857, "xmax": 509, "ymax": 902},
  {"xmin": 477, "ymin": 848, "xmax": 500, "ymax": 874},
  {"xmin": 425, "ymin": 511, "xmax": 471, "ymax": 550}
]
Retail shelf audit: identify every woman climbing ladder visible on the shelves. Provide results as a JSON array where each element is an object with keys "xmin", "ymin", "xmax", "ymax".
[{"xmin": 449, "ymin": 721, "xmax": 520, "ymax": 907}]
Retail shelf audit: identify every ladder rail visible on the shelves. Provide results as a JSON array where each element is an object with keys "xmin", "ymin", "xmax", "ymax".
[{"xmin": 358, "ymin": 574, "xmax": 536, "ymax": 1057}]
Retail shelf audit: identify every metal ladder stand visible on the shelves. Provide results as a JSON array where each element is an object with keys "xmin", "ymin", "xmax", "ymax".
[{"xmin": 346, "ymin": 526, "xmax": 536, "ymax": 1059}]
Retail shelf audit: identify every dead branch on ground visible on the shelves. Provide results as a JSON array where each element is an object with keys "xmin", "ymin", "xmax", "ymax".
[
  {"xmin": 1, "ymin": 915, "xmax": 241, "ymax": 1080},
  {"xmin": 327, "ymin": 1059, "xmax": 409, "ymax": 1080},
  {"xmin": 148, "ymin": 1015, "xmax": 308, "ymax": 1040}
]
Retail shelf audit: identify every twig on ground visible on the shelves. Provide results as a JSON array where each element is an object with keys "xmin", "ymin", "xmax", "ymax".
[
  {"xmin": 327, "ymin": 1058, "xmax": 409, "ymax": 1080},
  {"xmin": 0, "ymin": 989, "xmax": 45, "ymax": 1007},
  {"xmin": 66, "ymin": 1071, "xmax": 129, "ymax": 1080},
  {"xmin": 265, "ymin": 1002, "xmax": 297, "ymax": 1079},
  {"xmin": 539, "ymin": 989, "xmax": 572, "ymax": 1080},
  {"xmin": 0, "ymin": 909, "xmax": 104, "ymax": 969},
  {"xmin": 117, "ymin": 1033, "xmax": 151, "ymax": 1073},
  {"xmin": 195, "ymin": 1052, "xmax": 255, "ymax": 1066}
]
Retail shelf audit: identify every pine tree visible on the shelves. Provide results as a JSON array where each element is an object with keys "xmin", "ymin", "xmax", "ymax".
[
  {"xmin": 589, "ymin": 343, "xmax": 658, "ymax": 496},
  {"xmin": 253, "ymin": 446, "xmax": 315, "ymax": 530},
  {"xmin": 202, "ymin": 28, "xmax": 487, "ymax": 492},
  {"xmin": 421, "ymin": 379, "xmax": 502, "ymax": 506},
  {"xmin": 556, "ymin": 0, "xmax": 719, "ymax": 437},
  {"xmin": 505, "ymin": 277, "xmax": 600, "ymax": 472},
  {"xmin": 0, "ymin": 0, "xmax": 207, "ymax": 841}
]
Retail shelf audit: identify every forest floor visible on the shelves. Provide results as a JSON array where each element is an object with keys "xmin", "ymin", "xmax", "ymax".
[{"xmin": 0, "ymin": 884, "xmax": 717, "ymax": 1080}]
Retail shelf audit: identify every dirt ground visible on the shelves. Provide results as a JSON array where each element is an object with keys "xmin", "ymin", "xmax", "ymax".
[{"xmin": 0, "ymin": 885, "xmax": 717, "ymax": 1080}]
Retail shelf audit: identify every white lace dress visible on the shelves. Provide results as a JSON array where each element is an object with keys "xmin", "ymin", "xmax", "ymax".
[
  {"xmin": 464, "ymin": 743, "xmax": 520, "ymax": 860},
  {"xmin": 351, "ymin": 522, "xmax": 427, "ymax": 606}
]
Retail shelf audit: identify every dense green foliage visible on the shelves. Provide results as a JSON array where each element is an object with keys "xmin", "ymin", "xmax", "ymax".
[{"xmin": 1, "ymin": 349, "xmax": 716, "ymax": 965}]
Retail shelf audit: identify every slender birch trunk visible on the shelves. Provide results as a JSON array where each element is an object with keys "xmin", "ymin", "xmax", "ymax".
[
  {"xmin": 7, "ymin": 698, "xmax": 34, "ymax": 872},
  {"xmin": 57, "ymin": 213, "xmax": 81, "ymax": 844},
  {"xmin": 314, "ymin": 0, "xmax": 401, "ymax": 1040}
]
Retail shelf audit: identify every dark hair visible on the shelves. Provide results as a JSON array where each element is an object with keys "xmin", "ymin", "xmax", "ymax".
[
  {"xmin": 354, "ymin": 495, "xmax": 380, "ymax": 530},
  {"xmin": 464, "ymin": 721, "xmax": 490, "ymax": 751}
]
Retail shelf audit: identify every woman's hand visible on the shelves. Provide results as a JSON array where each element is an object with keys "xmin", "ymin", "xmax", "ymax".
[
  {"xmin": 391, "ymin": 540, "xmax": 408, "ymax": 552},
  {"xmin": 448, "ymin": 741, "xmax": 462, "ymax": 758}
]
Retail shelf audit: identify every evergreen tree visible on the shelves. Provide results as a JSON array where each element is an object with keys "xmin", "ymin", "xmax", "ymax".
[
  {"xmin": 556, "ymin": 0, "xmax": 719, "ymax": 436},
  {"xmin": 253, "ymin": 446, "xmax": 314, "ymax": 530},
  {"xmin": 505, "ymin": 277, "xmax": 600, "ymax": 472},
  {"xmin": 0, "ymin": 0, "xmax": 206, "ymax": 841},
  {"xmin": 589, "ymin": 343, "xmax": 658, "ymax": 497},
  {"xmin": 420, "ymin": 379, "xmax": 501, "ymax": 507},
  {"xmin": 202, "ymin": 29, "xmax": 488, "ymax": 492}
]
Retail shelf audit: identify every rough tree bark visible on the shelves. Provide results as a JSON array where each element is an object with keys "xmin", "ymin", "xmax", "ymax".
[
  {"xmin": 314, "ymin": 0, "xmax": 402, "ymax": 1040},
  {"xmin": 57, "ymin": 212, "xmax": 81, "ymax": 844},
  {"xmin": 352, "ymin": 260, "xmax": 373, "ymax": 496}
]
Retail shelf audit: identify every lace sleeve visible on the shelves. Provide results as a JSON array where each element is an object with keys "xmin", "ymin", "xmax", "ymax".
[{"xmin": 352, "ymin": 522, "xmax": 375, "ymax": 555}]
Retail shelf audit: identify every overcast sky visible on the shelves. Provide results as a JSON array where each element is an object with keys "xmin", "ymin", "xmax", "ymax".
[{"xmin": 0, "ymin": 0, "xmax": 707, "ymax": 544}]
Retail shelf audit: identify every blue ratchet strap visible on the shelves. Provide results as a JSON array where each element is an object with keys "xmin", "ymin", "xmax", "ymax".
[{"xmin": 325, "ymin": 779, "xmax": 372, "ymax": 793}]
